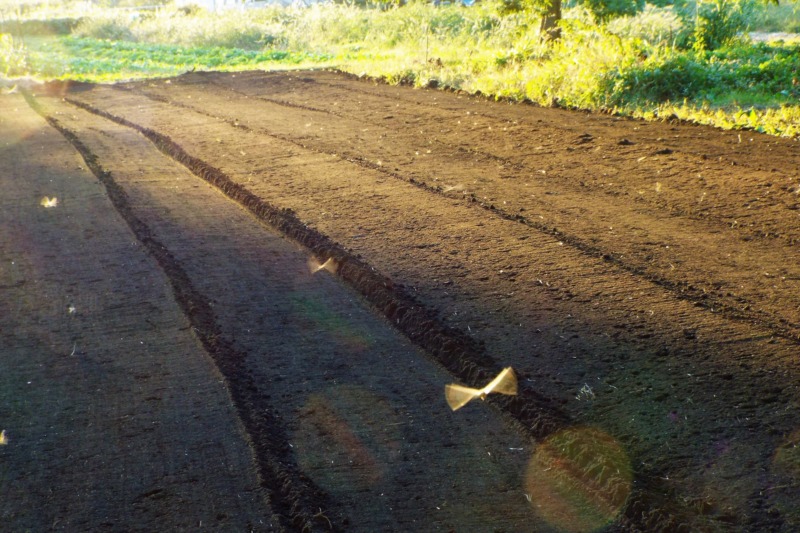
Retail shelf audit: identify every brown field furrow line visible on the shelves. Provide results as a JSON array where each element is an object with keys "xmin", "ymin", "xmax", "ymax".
[
  {"xmin": 314, "ymin": 73, "xmax": 800, "ymax": 224},
  {"xmin": 51, "ymin": 95, "xmax": 705, "ymax": 532},
  {"xmin": 28, "ymin": 95, "xmax": 566, "ymax": 533},
  {"xmin": 214, "ymin": 71, "xmax": 800, "ymax": 238},
  {"xmin": 118, "ymin": 75, "xmax": 800, "ymax": 344},
  {"xmin": 60, "ymin": 91, "xmax": 571, "ymax": 435},
  {"xmin": 221, "ymin": 71, "xmax": 800, "ymax": 254},
  {"xmin": 0, "ymin": 94, "xmax": 272, "ymax": 530},
  {"xmin": 22, "ymin": 91, "xmax": 334, "ymax": 533},
  {"xmin": 312, "ymin": 69, "xmax": 800, "ymax": 169},
  {"xmin": 59, "ymin": 82, "xmax": 800, "ymax": 530},
  {"xmin": 62, "ymin": 85, "xmax": 799, "ymax": 374}
]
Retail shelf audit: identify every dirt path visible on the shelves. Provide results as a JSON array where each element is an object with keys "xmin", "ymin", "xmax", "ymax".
[
  {"xmin": 0, "ymin": 94, "xmax": 271, "ymax": 530},
  {"xmin": 2, "ymin": 71, "xmax": 798, "ymax": 531}
]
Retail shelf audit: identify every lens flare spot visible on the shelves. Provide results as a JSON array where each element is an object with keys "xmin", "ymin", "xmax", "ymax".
[
  {"xmin": 289, "ymin": 294, "xmax": 372, "ymax": 352},
  {"xmin": 293, "ymin": 386, "xmax": 401, "ymax": 494},
  {"xmin": 773, "ymin": 429, "xmax": 800, "ymax": 479},
  {"xmin": 525, "ymin": 427, "xmax": 632, "ymax": 532}
]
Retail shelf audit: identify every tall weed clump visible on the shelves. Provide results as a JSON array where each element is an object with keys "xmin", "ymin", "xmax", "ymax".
[
  {"xmin": 578, "ymin": 0, "xmax": 644, "ymax": 21},
  {"xmin": 751, "ymin": 2, "xmax": 800, "ymax": 33},
  {"xmin": 73, "ymin": 6, "xmax": 286, "ymax": 50},
  {"xmin": 72, "ymin": 13, "xmax": 137, "ymax": 41},
  {"xmin": 283, "ymin": 3, "xmax": 373, "ymax": 52},
  {"xmin": 0, "ymin": 33, "xmax": 28, "ymax": 77},
  {"xmin": 516, "ymin": 9, "xmax": 642, "ymax": 107},
  {"xmin": 607, "ymin": 4, "xmax": 685, "ymax": 47},
  {"xmin": 294, "ymin": 2, "xmax": 527, "ymax": 87},
  {"xmin": 691, "ymin": 0, "xmax": 755, "ymax": 51},
  {"xmin": 609, "ymin": 41, "xmax": 800, "ymax": 107}
]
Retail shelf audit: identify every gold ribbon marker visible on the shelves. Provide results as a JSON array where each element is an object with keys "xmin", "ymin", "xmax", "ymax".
[
  {"xmin": 308, "ymin": 257, "xmax": 338, "ymax": 275},
  {"xmin": 445, "ymin": 367, "xmax": 518, "ymax": 411}
]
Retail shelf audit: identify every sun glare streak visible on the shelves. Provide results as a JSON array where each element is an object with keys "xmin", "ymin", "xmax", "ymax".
[
  {"xmin": 40, "ymin": 196, "xmax": 58, "ymax": 208},
  {"xmin": 445, "ymin": 367, "xmax": 518, "ymax": 411}
]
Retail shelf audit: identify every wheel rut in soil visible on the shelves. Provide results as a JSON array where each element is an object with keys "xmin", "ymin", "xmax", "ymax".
[
  {"xmin": 23, "ymin": 92, "xmax": 330, "ymax": 532},
  {"xmin": 23, "ymin": 91, "xmax": 559, "ymax": 533},
  {"xmin": 22, "ymin": 72, "xmax": 800, "ymax": 532},
  {"xmin": 33, "ymin": 89, "xmax": 695, "ymax": 531},
  {"xmin": 1, "ymin": 93, "xmax": 270, "ymax": 531}
]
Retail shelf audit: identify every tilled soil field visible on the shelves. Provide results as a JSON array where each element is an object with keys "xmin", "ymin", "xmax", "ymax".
[{"xmin": 1, "ymin": 70, "xmax": 798, "ymax": 532}]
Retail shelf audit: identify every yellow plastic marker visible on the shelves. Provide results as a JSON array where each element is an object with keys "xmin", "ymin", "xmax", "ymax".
[
  {"xmin": 308, "ymin": 257, "xmax": 338, "ymax": 275},
  {"xmin": 445, "ymin": 367, "xmax": 518, "ymax": 411}
]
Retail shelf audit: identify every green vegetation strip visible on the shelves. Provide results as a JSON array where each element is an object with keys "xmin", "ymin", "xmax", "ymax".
[
  {"xmin": 20, "ymin": 36, "xmax": 333, "ymax": 82},
  {"xmin": 2, "ymin": 2, "xmax": 799, "ymax": 137}
]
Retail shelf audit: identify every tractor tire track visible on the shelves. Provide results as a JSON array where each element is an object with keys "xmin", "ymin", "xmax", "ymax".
[{"xmin": 23, "ymin": 90, "xmax": 332, "ymax": 533}]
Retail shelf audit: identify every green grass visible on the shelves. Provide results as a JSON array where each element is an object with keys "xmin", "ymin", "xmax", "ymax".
[
  {"xmin": 608, "ymin": 42, "xmax": 800, "ymax": 107},
  {"xmin": 751, "ymin": 2, "xmax": 800, "ymax": 33},
  {"xmin": 21, "ymin": 35, "xmax": 333, "ymax": 82},
  {"xmin": 2, "ymin": 1, "xmax": 799, "ymax": 137}
]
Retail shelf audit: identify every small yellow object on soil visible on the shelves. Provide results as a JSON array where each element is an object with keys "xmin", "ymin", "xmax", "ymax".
[
  {"xmin": 445, "ymin": 367, "xmax": 518, "ymax": 411},
  {"xmin": 40, "ymin": 196, "xmax": 58, "ymax": 208}
]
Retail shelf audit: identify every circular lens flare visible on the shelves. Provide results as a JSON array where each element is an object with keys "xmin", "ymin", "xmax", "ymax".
[
  {"xmin": 525, "ymin": 427, "xmax": 632, "ymax": 532},
  {"xmin": 293, "ymin": 386, "xmax": 401, "ymax": 494}
]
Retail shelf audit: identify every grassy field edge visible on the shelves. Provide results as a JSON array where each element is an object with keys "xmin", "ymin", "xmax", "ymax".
[{"xmin": 2, "ymin": 2, "xmax": 799, "ymax": 138}]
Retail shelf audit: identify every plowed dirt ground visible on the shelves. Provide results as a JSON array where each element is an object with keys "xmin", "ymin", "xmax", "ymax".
[{"xmin": 1, "ymin": 70, "xmax": 798, "ymax": 532}]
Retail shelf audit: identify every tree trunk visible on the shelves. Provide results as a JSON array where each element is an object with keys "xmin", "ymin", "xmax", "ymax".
[{"xmin": 540, "ymin": 0, "xmax": 562, "ymax": 42}]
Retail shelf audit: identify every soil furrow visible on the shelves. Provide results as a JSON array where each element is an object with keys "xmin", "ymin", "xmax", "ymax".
[
  {"xmin": 20, "ymin": 72, "xmax": 800, "ymax": 531},
  {"xmin": 60, "ymin": 94, "xmax": 571, "ymax": 439},
  {"xmin": 54, "ymin": 97, "xmax": 700, "ymax": 533},
  {"xmin": 62, "ymin": 82, "xmax": 800, "ymax": 400},
  {"xmin": 118, "ymin": 73, "xmax": 800, "ymax": 344},
  {"xmin": 23, "ymin": 91, "xmax": 332, "ymax": 532},
  {"xmin": 24, "ymin": 92, "xmax": 563, "ymax": 533},
  {"xmin": 220, "ymin": 70, "xmax": 800, "ymax": 235},
  {"xmin": 53, "ymin": 81, "xmax": 792, "ymax": 528},
  {"xmin": 1, "ymin": 94, "xmax": 271, "ymax": 531}
]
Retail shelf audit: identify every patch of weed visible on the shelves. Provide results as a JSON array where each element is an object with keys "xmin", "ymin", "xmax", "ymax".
[
  {"xmin": 23, "ymin": 36, "xmax": 332, "ymax": 82},
  {"xmin": 5, "ymin": 1, "xmax": 800, "ymax": 136}
]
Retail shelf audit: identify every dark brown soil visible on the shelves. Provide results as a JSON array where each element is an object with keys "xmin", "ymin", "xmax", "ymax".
[{"xmin": 1, "ymin": 70, "xmax": 798, "ymax": 532}]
